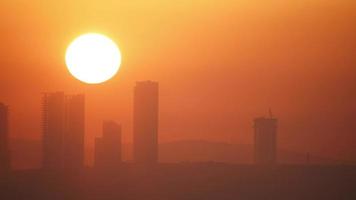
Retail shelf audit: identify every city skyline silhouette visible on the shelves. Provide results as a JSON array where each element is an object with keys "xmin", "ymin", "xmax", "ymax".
[
  {"xmin": 0, "ymin": 79, "xmax": 354, "ymax": 169},
  {"xmin": 1, "ymin": 1, "xmax": 356, "ymax": 166},
  {"xmin": 2, "ymin": 80, "xmax": 285, "ymax": 169},
  {"xmin": 0, "ymin": 84, "xmax": 355, "ymax": 200},
  {"xmin": 1, "ymin": 1, "xmax": 356, "ymax": 199}
]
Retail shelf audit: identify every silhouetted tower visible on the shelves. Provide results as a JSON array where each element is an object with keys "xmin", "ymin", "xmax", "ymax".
[
  {"xmin": 94, "ymin": 121, "xmax": 122, "ymax": 168},
  {"xmin": 133, "ymin": 81, "xmax": 159, "ymax": 164},
  {"xmin": 253, "ymin": 113, "xmax": 277, "ymax": 165},
  {"xmin": 42, "ymin": 92, "xmax": 65, "ymax": 170},
  {"xmin": 0, "ymin": 103, "xmax": 10, "ymax": 173},
  {"xmin": 63, "ymin": 94, "xmax": 85, "ymax": 169},
  {"xmin": 42, "ymin": 92, "xmax": 85, "ymax": 170}
]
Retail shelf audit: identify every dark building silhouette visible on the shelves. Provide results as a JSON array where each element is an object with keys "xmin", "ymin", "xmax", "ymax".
[
  {"xmin": 94, "ymin": 121, "xmax": 122, "ymax": 168},
  {"xmin": 42, "ymin": 92, "xmax": 85, "ymax": 170},
  {"xmin": 42, "ymin": 92, "xmax": 65, "ymax": 170},
  {"xmin": 133, "ymin": 81, "xmax": 159, "ymax": 164},
  {"xmin": 63, "ymin": 94, "xmax": 85, "ymax": 169},
  {"xmin": 0, "ymin": 103, "xmax": 10, "ymax": 173},
  {"xmin": 253, "ymin": 115, "xmax": 278, "ymax": 165}
]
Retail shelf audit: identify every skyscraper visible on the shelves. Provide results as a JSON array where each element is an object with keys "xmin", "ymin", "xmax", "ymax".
[
  {"xmin": 42, "ymin": 92, "xmax": 85, "ymax": 170},
  {"xmin": 94, "ymin": 121, "xmax": 122, "ymax": 168},
  {"xmin": 253, "ymin": 116, "xmax": 278, "ymax": 165},
  {"xmin": 0, "ymin": 103, "xmax": 10, "ymax": 173},
  {"xmin": 133, "ymin": 81, "xmax": 159, "ymax": 164},
  {"xmin": 42, "ymin": 92, "xmax": 65, "ymax": 170},
  {"xmin": 63, "ymin": 94, "xmax": 85, "ymax": 169}
]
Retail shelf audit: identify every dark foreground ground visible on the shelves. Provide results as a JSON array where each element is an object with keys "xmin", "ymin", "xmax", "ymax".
[{"xmin": 0, "ymin": 163, "xmax": 355, "ymax": 200}]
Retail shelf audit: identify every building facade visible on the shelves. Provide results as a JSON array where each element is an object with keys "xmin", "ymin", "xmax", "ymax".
[
  {"xmin": 253, "ymin": 117, "xmax": 278, "ymax": 165},
  {"xmin": 94, "ymin": 121, "xmax": 122, "ymax": 168},
  {"xmin": 133, "ymin": 81, "xmax": 159, "ymax": 164},
  {"xmin": 42, "ymin": 92, "xmax": 85, "ymax": 170}
]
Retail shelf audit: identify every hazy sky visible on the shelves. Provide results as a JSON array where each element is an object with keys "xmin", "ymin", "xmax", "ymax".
[{"xmin": 1, "ymin": 0, "xmax": 356, "ymax": 163}]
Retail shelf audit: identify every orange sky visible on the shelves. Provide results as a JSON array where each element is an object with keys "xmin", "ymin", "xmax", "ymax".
[{"xmin": 0, "ymin": 0, "xmax": 356, "ymax": 163}]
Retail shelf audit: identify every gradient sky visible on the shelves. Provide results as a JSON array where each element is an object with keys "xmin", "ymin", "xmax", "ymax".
[{"xmin": 1, "ymin": 0, "xmax": 356, "ymax": 163}]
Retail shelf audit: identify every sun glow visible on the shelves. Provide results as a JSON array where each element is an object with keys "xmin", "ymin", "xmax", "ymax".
[{"xmin": 65, "ymin": 33, "xmax": 121, "ymax": 84}]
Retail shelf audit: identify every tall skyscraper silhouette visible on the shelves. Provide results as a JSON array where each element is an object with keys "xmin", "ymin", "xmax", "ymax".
[
  {"xmin": 42, "ymin": 92, "xmax": 85, "ymax": 170},
  {"xmin": 0, "ymin": 103, "xmax": 10, "ymax": 173},
  {"xmin": 42, "ymin": 92, "xmax": 65, "ymax": 170},
  {"xmin": 133, "ymin": 81, "xmax": 159, "ymax": 164},
  {"xmin": 94, "ymin": 121, "xmax": 122, "ymax": 168},
  {"xmin": 63, "ymin": 94, "xmax": 85, "ymax": 169},
  {"xmin": 253, "ymin": 115, "xmax": 278, "ymax": 165}
]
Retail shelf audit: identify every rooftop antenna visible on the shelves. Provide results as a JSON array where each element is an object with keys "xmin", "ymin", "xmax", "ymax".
[{"xmin": 268, "ymin": 108, "xmax": 273, "ymax": 118}]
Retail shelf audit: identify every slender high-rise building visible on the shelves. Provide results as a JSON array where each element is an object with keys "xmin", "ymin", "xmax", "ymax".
[
  {"xmin": 63, "ymin": 94, "xmax": 85, "ymax": 169},
  {"xmin": 133, "ymin": 81, "xmax": 159, "ymax": 164},
  {"xmin": 42, "ymin": 92, "xmax": 85, "ymax": 170},
  {"xmin": 94, "ymin": 121, "xmax": 122, "ymax": 168},
  {"xmin": 253, "ymin": 115, "xmax": 278, "ymax": 165},
  {"xmin": 42, "ymin": 92, "xmax": 66, "ymax": 170},
  {"xmin": 0, "ymin": 103, "xmax": 10, "ymax": 173}
]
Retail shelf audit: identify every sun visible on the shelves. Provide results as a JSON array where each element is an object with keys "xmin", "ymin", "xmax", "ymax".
[{"xmin": 65, "ymin": 33, "xmax": 122, "ymax": 84}]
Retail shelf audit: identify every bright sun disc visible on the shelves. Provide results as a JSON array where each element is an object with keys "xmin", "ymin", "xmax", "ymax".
[{"xmin": 65, "ymin": 33, "xmax": 121, "ymax": 84}]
